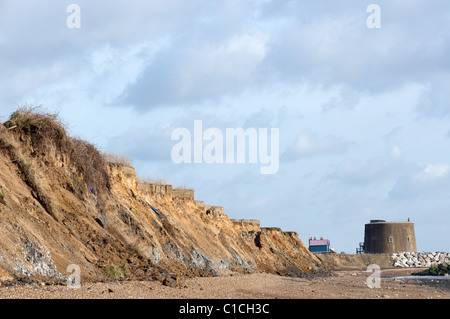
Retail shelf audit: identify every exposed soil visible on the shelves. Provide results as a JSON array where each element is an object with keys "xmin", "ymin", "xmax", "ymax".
[{"xmin": 0, "ymin": 108, "xmax": 325, "ymax": 287}]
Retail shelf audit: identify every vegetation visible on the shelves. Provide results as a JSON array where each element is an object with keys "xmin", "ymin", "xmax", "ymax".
[
  {"xmin": 4, "ymin": 106, "xmax": 70, "ymax": 152},
  {"xmin": 102, "ymin": 152, "xmax": 133, "ymax": 167},
  {"xmin": 3, "ymin": 106, "xmax": 111, "ymax": 192},
  {"xmin": 71, "ymin": 138, "xmax": 111, "ymax": 191},
  {"xmin": 0, "ymin": 119, "xmax": 59, "ymax": 220},
  {"xmin": 0, "ymin": 106, "xmax": 120, "ymax": 218},
  {"xmin": 127, "ymin": 242, "xmax": 147, "ymax": 258},
  {"xmin": 412, "ymin": 264, "xmax": 450, "ymax": 276},
  {"xmin": 102, "ymin": 261, "xmax": 125, "ymax": 279},
  {"xmin": 175, "ymin": 184, "xmax": 194, "ymax": 191},
  {"xmin": 0, "ymin": 190, "xmax": 4, "ymax": 202},
  {"xmin": 136, "ymin": 176, "xmax": 171, "ymax": 185}
]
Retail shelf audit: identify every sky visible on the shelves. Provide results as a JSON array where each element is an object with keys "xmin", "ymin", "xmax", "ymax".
[{"xmin": 1, "ymin": 0, "xmax": 450, "ymax": 253}]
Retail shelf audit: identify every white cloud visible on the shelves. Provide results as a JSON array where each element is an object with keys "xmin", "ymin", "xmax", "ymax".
[
  {"xmin": 284, "ymin": 130, "xmax": 351, "ymax": 159},
  {"xmin": 328, "ymin": 150, "xmax": 408, "ymax": 185},
  {"xmin": 417, "ymin": 74, "xmax": 450, "ymax": 118},
  {"xmin": 120, "ymin": 29, "xmax": 270, "ymax": 110},
  {"xmin": 390, "ymin": 145, "xmax": 403, "ymax": 158},
  {"xmin": 419, "ymin": 163, "xmax": 450, "ymax": 181},
  {"xmin": 389, "ymin": 163, "xmax": 450, "ymax": 200}
]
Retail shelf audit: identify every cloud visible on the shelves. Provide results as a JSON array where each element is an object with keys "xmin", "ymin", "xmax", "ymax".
[
  {"xmin": 3, "ymin": 0, "xmax": 450, "ymax": 115},
  {"xmin": 120, "ymin": 30, "xmax": 269, "ymax": 110},
  {"xmin": 389, "ymin": 163, "xmax": 450, "ymax": 200},
  {"xmin": 284, "ymin": 130, "xmax": 351, "ymax": 160},
  {"xmin": 261, "ymin": 0, "xmax": 450, "ymax": 101},
  {"xmin": 119, "ymin": 0, "xmax": 450, "ymax": 112},
  {"xmin": 384, "ymin": 127, "xmax": 402, "ymax": 142},
  {"xmin": 328, "ymin": 151, "xmax": 407, "ymax": 185},
  {"xmin": 2, "ymin": 0, "xmax": 450, "ymax": 253},
  {"xmin": 321, "ymin": 85, "xmax": 361, "ymax": 112},
  {"xmin": 416, "ymin": 74, "xmax": 450, "ymax": 118},
  {"xmin": 390, "ymin": 145, "xmax": 404, "ymax": 158},
  {"xmin": 0, "ymin": 0, "xmax": 203, "ymax": 106}
]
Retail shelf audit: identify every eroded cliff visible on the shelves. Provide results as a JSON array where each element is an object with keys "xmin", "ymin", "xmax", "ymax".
[{"xmin": 0, "ymin": 108, "xmax": 326, "ymax": 285}]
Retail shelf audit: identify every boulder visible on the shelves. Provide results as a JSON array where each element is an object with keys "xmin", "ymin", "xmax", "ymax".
[{"xmin": 0, "ymin": 267, "xmax": 14, "ymax": 284}]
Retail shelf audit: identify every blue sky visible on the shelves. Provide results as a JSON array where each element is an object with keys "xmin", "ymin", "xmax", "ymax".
[{"xmin": 1, "ymin": 0, "xmax": 450, "ymax": 253}]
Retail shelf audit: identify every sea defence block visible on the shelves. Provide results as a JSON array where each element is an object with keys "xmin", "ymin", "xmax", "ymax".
[
  {"xmin": 107, "ymin": 163, "xmax": 138, "ymax": 192},
  {"xmin": 231, "ymin": 219, "xmax": 261, "ymax": 232},
  {"xmin": 173, "ymin": 188, "xmax": 195, "ymax": 200},
  {"xmin": 204, "ymin": 205, "xmax": 225, "ymax": 217},
  {"xmin": 138, "ymin": 182, "xmax": 173, "ymax": 200},
  {"xmin": 284, "ymin": 231, "xmax": 299, "ymax": 238},
  {"xmin": 261, "ymin": 227, "xmax": 283, "ymax": 235},
  {"xmin": 194, "ymin": 200, "xmax": 205, "ymax": 210}
]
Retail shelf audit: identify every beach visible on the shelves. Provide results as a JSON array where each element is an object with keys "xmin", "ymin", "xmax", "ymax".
[{"xmin": 0, "ymin": 268, "xmax": 448, "ymax": 299}]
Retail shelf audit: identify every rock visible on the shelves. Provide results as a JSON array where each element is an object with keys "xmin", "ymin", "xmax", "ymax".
[
  {"xmin": 101, "ymin": 288, "xmax": 114, "ymax": 294},
  {"xmin": 162, "ymin": 276, "xmax": 178, "ymax": 288},
  {"xmin": 391, "ymin": 251, "xmax": 450, "ymax": 268},
  {"xmin": 0, "ymin": 267, "xmax": 14, "ymax": 283}
]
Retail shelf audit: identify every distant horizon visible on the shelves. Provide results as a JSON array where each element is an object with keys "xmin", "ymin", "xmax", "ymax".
[{"xmin": 1, "ymin": 1, "xmax": 449, "ymax": 254}]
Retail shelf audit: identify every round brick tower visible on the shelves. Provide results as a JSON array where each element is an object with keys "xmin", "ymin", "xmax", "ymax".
[{"xmin": 363, "ymin": 219, "xmax": 417, "ymax": 254}]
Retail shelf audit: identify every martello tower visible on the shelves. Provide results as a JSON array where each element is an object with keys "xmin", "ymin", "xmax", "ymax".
[{"xmin": 363, "ymin": 219, "xmax": 417, "ymax": 254}]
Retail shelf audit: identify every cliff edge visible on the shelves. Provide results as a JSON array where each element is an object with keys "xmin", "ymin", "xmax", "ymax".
[{"xmin": 0, "ymin": 108, "xmax": 326, "ymax": 285}]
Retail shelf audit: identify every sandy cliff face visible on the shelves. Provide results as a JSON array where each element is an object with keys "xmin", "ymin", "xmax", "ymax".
[{"xmin": 0, "ymin": 114, "xmax": 325, "ymax": 284}]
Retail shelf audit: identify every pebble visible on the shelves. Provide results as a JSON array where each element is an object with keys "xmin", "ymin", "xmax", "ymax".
[{"xmin": 0, "ymin": 271, "xmax": 448, "ymax": 299}]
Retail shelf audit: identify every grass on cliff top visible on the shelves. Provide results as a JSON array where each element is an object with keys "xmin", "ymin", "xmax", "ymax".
[
  {"xmin": 5, "ymin": 106, "xmax": 69, "ymax": 149},
  {"xmin": 0, "ymin": 114, "xmax": 60, "ymax": 220},
  {"xmin": 136, "ymin": 176, "xmax": 171, "ymax": 185},
  {"xmin": 102, "ymin": 152, "xmax": 133, "ymax": 167},
  {"xmin": 2, "ymin": 106, "xmax": 112, "ymax": 191},
  {"xmin": 174, "ymin": 185, "xmax": 194, "ymax": 191}
]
